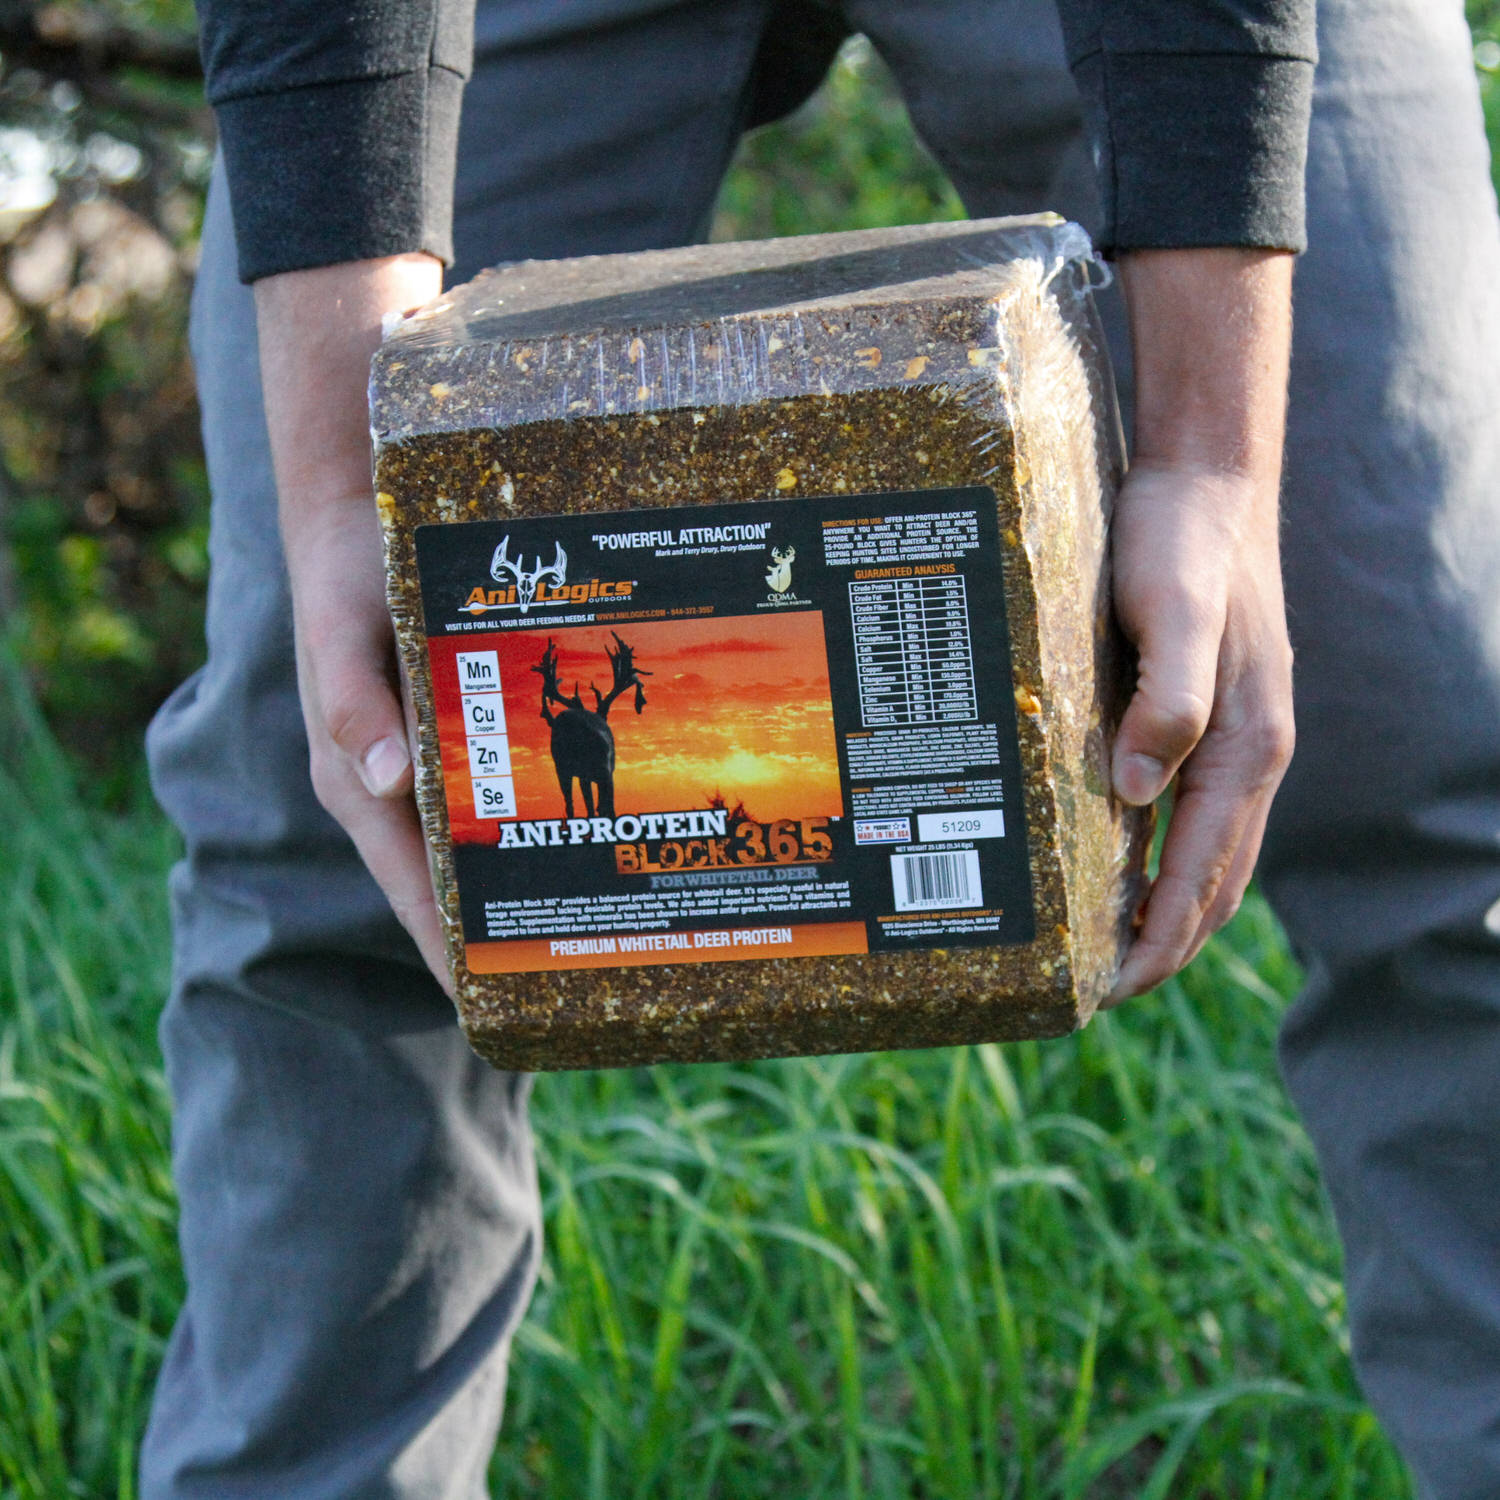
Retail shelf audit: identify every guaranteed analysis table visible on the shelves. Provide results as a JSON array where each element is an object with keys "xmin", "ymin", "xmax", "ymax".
[{"xmin": 848, "ymin": 575, "xmax": 978, "ymax": 727}]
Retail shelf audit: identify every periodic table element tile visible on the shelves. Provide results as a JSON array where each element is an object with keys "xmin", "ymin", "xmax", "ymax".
[
  {"xmin": 471, "ymin": 775, "xmax": 517, "ymax": 820},
  {"xmin": 466, "ymin": 733, "xmax": 513, "ymax": 780},
  {"xmin": 461, "ymin": 691, "xmax": 507, "ymax": 736},
  {"xmin": 455, "ymin": 650, "xmax": 501, "ymax": 694}
]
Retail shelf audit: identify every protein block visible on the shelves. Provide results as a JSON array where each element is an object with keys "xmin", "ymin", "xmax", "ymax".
[{"xmin": 370, "ymin": 215, "xmax": 1151, "ymax": 1071}]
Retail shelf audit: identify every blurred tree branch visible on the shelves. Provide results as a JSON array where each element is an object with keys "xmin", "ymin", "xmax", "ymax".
[
  {"xmin": 1, "ymin": 2, "xmax": 200, "ymax": 78},
  {"xmin": 0, "ymin": 2, "xmax": 206, "ymax": 127}
]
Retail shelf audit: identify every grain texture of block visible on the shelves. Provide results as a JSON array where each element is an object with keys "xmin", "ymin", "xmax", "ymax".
[{"xmin": 371, "ymin": 215, "xmax": 1151, "ymax": 1071}]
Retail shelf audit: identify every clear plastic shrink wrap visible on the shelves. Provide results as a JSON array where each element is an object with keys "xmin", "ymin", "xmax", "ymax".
[{"xmin": 371, "ymin": 215, "xmax": 1152, "ymax": 1071}]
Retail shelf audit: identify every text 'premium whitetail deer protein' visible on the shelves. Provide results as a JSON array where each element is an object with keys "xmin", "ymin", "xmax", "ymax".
[{"xmin": 371, "ymin": 216, "xmax": 1152, "ymax": 1071}]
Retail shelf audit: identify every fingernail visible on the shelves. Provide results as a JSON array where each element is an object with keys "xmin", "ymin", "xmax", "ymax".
[
  {"xmin": 1116, "ymin": 752, "xmax": 1165, "ymax": 804},
  {"xmin": 360, "ymin": 737, "xmax": 409, "ymax": 796},
  {"xmin": 1105, "ymin": 960, "xmax": 1145, "ymax": 1008}
]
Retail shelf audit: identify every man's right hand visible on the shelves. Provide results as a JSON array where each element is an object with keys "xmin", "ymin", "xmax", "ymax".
[
  {"xmin": 1104, "ymin": 247, "xmax": 1298, "ymax": 1002},
  {"xmin": 254, "ymin": 255, "xmax": 454, "ymax": 992}
]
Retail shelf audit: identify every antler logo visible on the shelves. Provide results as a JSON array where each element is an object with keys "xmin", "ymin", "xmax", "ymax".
[
  {"xmin": 491, "ymin": 537, "xmax": 567, "ymax": 615},
  {"xmin": 765, "ymin": 545, "xmax": 796, "ymax": 595}
]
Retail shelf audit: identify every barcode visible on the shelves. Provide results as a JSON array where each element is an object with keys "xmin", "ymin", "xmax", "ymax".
[{"xmin": 891, "ymin": 850, "xmax": 983, "ymax": 912}]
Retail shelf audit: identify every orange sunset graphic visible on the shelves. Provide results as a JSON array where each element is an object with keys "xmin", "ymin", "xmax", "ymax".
[{"xmin": 490, "ymin": 613, "xmax": 842, "ymax": 825}]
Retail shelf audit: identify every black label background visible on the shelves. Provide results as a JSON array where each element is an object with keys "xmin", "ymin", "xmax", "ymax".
[{"xmin": 416, "ymin": 488, "xmax": 1036, "ymax": 959}]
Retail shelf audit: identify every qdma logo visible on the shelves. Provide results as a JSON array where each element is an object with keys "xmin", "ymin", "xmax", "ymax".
[
  {"xmin": 759, "ymin": 542, "xmax": 807, "ymax": 609},
  {"xmin": 462, "ymin": 537, "xmax": 636, "ymax": 617},
  {"xmin": 764, "ymin": 545, "xmax": 796, "ymax": 596}
]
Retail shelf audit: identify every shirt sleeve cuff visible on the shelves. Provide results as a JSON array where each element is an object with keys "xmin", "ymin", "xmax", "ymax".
[
  {"xmin": 1072, "ymin": 53, "xmax": 1315, "ymax": 255},
  {"xmin": 215, "ymin": 65, "xmax": 464, "ymax": 282}
]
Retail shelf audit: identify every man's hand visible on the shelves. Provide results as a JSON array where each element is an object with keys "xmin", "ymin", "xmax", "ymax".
[
  {"xmin": 254, "ymin": 255, "xmax": 453, "ymax": 992},
  {"xmin": 1106, "ymin": 248, "xmax": 1297, "ymax": 1002}
]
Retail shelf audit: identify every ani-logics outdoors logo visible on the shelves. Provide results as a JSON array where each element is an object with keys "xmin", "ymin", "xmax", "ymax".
[{"xmin": 462, "ymin": 537, "xmax": 637, "ymax": 616}]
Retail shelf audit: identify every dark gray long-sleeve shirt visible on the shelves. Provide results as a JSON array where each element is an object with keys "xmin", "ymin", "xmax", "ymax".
[{"xmin": 197, "ymin": 0, "xmax": 1317, "ymax": 283}]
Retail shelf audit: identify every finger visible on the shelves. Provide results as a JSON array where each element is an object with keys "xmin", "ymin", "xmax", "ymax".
[
  {"xmin": 1105, "ymin": 777, "xmax": 1253, "ymax": 1002},
  {"xmin": 301, "ymin": 662, "xmax": 451, "ymax": 993},
  {"xmin": 292, "ymin": 577, "xmax": 451, "ymax": 993},
  {"xmin": 1101, "ymin": 799, "xmax": 1266, "ymax": 1011},
  {"xmin": 299, "ymin": 591, "xmax": 414, "ymax": 801},
  {"xmin": 1107, "ymin": 691, "xmax": 1291, "ymax": 1002},
  {"xmin": 1181, "ymin": 797, "xmax": 1271, "ymax": 963},
  {"xmin": 1172, "ymin": 642, "xmax": 1293, "ymax": 968},
  {"xmin": 302, "ymin": 641, "xmax": 453, "ymax": 998},
  {"xmin": 338, "ymin": 786, "xmax": 456, "ymax": 1001},
  {"xmin": 1112, "ymin": 573, "xmax": 1223, "ymax": 806}
]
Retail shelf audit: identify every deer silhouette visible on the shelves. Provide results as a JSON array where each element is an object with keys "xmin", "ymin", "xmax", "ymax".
[{"xmin": 532, "ymin": 633, "xmax": 650, "ymax": 818}]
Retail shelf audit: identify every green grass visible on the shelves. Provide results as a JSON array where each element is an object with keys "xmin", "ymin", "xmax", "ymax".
[
  {"xmin": 1, "ymin": 660, "xmax": 1412, "ymax": 1496},
  {"xmin": 498, "ymin": 935, "xmax": 1407, "ymax": 1497},
  {"xmin": 0, "ymin": 667, "xmax": 179, "ymax": 1498}
]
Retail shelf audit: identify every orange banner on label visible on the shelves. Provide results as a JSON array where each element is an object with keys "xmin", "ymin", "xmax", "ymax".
[{"xmin": 466, "ymin": 921, "xmax": 869, "ymax": 974}]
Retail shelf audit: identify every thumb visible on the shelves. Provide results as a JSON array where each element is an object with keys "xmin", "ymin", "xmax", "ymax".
[
  {"xmin": 1112, "ymin": 573, "xmax": 1222, "ymax": 807},
  {"xmin": 298, "ymin": 598, "xmax": 414, "ymax": 802}
]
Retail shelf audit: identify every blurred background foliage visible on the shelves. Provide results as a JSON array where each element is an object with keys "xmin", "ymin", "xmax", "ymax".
[
  {"xmin": 2, "ymin": 4, "xmax": 1499, "ymax": 799},
  {"xmin": 711, "ymin": 35, "xmax": 964, "ymax": 241},
  {"xmin": 0, "ymin": 0, "xmax": 205, "ymax": 797},
  {"xmin": 1475, "ymin": 0, "xmax": 1500, "ymax": 144}
]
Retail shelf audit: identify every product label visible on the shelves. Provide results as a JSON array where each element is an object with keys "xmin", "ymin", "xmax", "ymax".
[{"xmin": 415, "ymin": 487, "xmax": 1035, "ymax": 973}]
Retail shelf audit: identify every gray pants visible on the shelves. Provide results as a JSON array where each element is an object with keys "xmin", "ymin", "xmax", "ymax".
[{"xmin": 143, "ymin": 0, "xmax": 1500, "ymax": 1495}]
